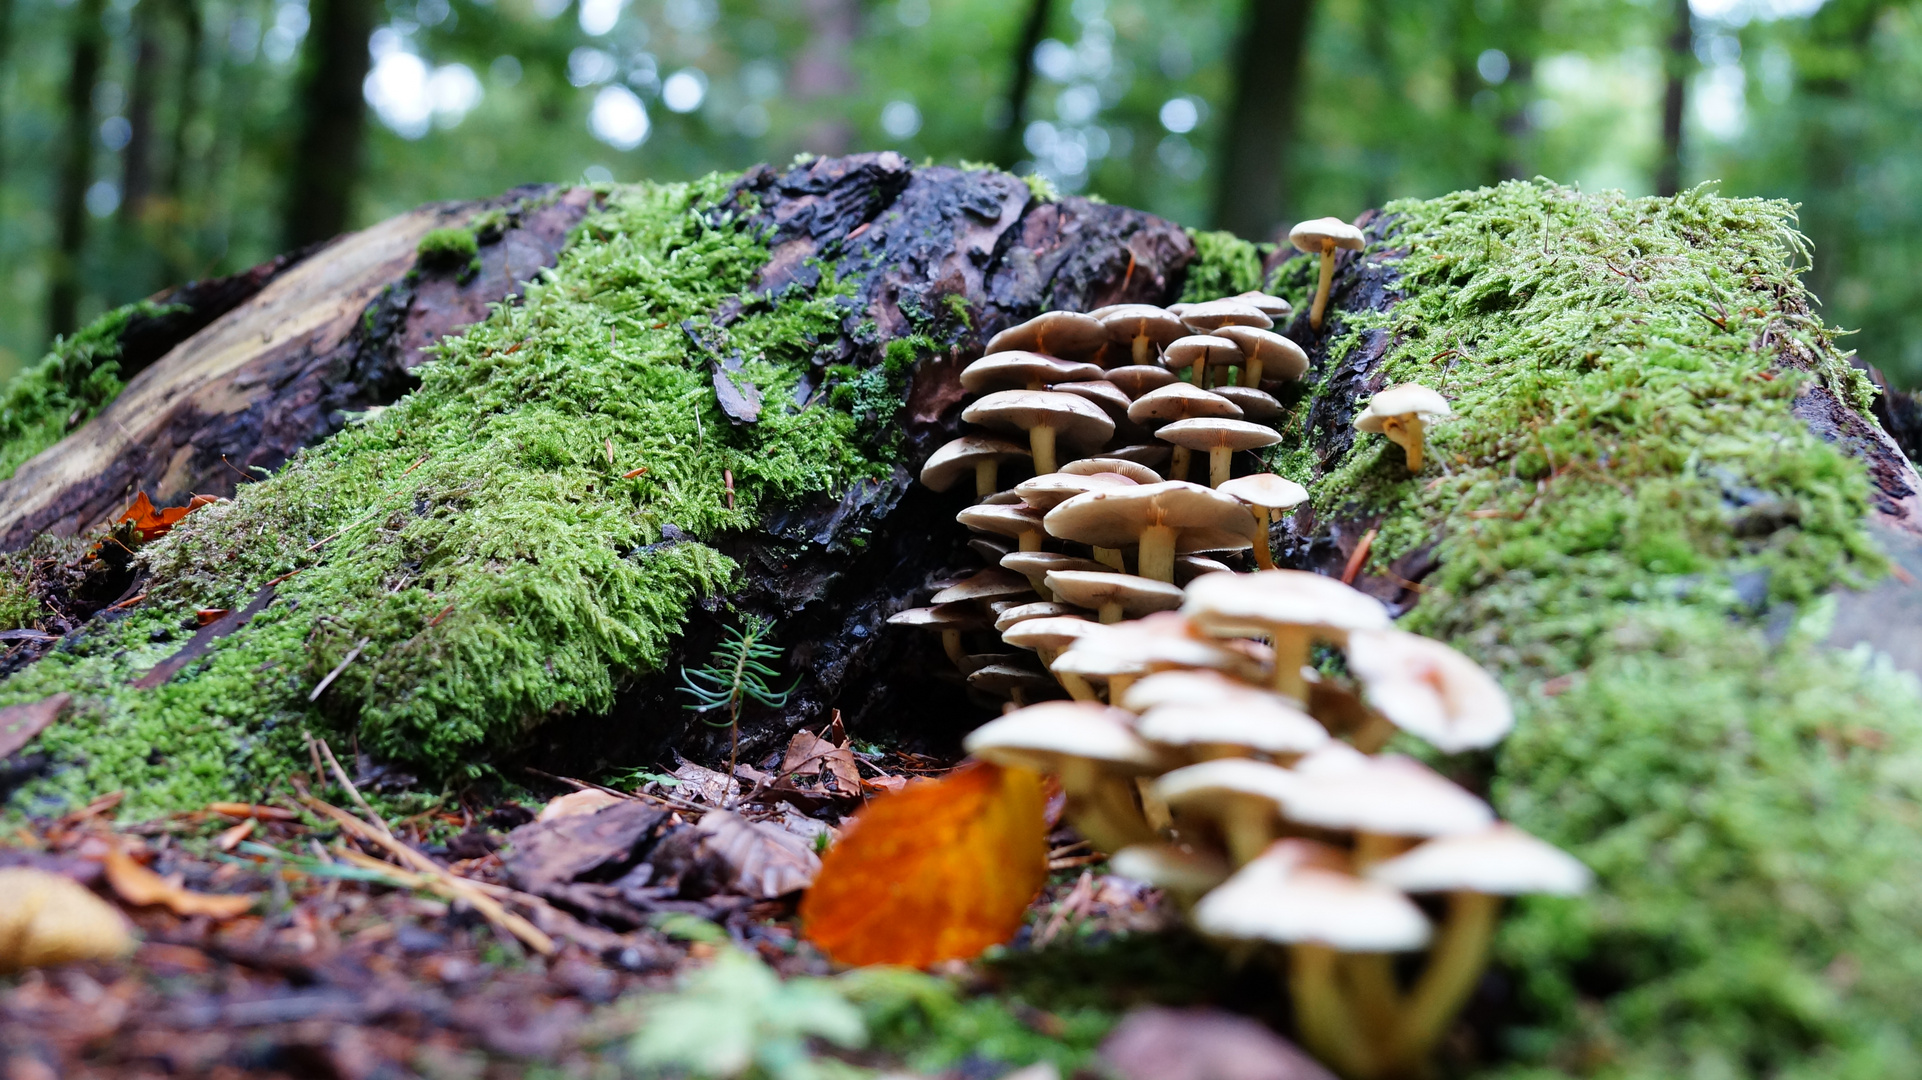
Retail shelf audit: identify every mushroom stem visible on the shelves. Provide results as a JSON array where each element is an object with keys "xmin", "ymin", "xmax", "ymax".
[
  {"xmin": 1208, "ymin": 447, "xmax": 1233, "ymax": 488},
  {"xmin": 1107, "ymin": 672, "xmax": 1137, "ymax": 703},
  {"xmin": 1168, "ymin": 447, "xmax": 1193, "ymax": 483},
  {"xmin": 1058, "ymin": 671, "xmax": 1098, "ymax": 701},
  {"xmin": 1135, "ymin": 777, "xmax": 1173, "ymax": 831},
  {"xmin": 1250, "ymin": 508, "xmax": 1277, "ymax": 570},
  {"xmin": 1059, "ymin": 760, "xmax": 1152, "ymax": 854},
  {"xmin": 1097, "ymin": 601, "xmax": 1123, "ymax": 624},
  {"xmin": 1093, "ymin": 546, "xmax": 1126, "ymax": 571},
  {"xmin": 1030, "ymin": 424, "xmax": 1059, "ymax": 475},
  {"xmin": 973, "ymin": 460, "xmax": 1000, "ymax": 501},
  {"xmin": 1350, "ymin": 711, "xmax": 1397, "ymax": 753},
  {"xmin": 1190, "ymin": 359, "xmax": 1206, "ymax": 386},
  {"xmin": 1288, "ymin": 944, "xmax": 1377, "ymax": 1080},
  {"xmin": 1218, "ymin": 799, "xmax": 1275, "ymax": 866},
  {"xmin": 1270, "ymin": 627, "xmax": 1313, "ymax": 703},
  {"xmin": 1019, "ymin": 529, "xmax": 1045, "ymax": 553},
  {"xmin": 1352, "ymin": 831, "xmax": 1409, "ymax": 871},
  {"xmin": 1310, "ymin": 241, "xmax": 1337, "ymax": 331},
  {"xmin": 1381, "ymin": 415, "xmax": 1426, "ymax": 472},
  {"xmin": 1132, "ymin": 336, "xmax": 1151, "ymax": 366},
  {"xmin": 1341, "ymin": 953, "xmax": 1404, "ymax": 1058},
  {"xmin": 1391, "ymin": 891, "xmax": 1500, "ymax": 1074},
  {"xmin": 1137, "ymin": 524, "xmax": 1179, "ymax": 584},
  {"xmin": 1021, "ymin": 573, "xmax": 1054, "ymax": 600},
  {"xmin": 940, "ymin": 629, "xmax": 969, "ymax": 671},
  {"xmin": 1245, "ymin": 356, "xmax": 1265, "ymax": 388}
]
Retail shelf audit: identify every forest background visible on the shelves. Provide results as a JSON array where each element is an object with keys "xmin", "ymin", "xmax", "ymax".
[{"xmin": 0, "ymin": 0, "xmax": 1917, "ymax": 390}]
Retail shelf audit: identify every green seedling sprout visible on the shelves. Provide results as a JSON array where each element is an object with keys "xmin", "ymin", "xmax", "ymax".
[{"xmin": 678, "ymin": 618, "xmax": 798, "ymax": 804}]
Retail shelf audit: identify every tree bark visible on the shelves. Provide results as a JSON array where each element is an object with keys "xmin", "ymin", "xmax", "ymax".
[
  {"xmin": 120, "ymin": 5, "xmax": 164, "ymax": 225},
  {"xmin": 1212, "ymin": 0, "xmax": 1317, "ymax": 239},
  {"xmin": 1655, "ymin": 0, "xmax": 1690, "ymax": 196},
  {"xmin": 49, "ymin": 0, "xmax": 108, "ymax": 338},
  {"xmin": 283, "ymin": 0, "xmax": 375, "ymax": 249},
  {"xmin": 995, "ymin": 0, "xmax": 1052, "ymax": 168}
]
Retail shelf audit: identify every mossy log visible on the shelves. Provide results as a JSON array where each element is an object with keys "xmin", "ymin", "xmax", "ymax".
[{"xmin": 4, "ymin": 157, "xmax": 1922, "ymax": 1076}]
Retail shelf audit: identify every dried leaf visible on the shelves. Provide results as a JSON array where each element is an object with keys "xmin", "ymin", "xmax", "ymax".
[
  {"xmin": 0, "ymin": 868, "xmax": 135, "ymax": 973},
  {"xmin": 800, "ymin": 762, "xmax": 1048, "ymax": 968},
  {"xmin": 780, "ymin": 731, "xmax": 863, "ymax": 798},
  {"xmin": 0, "ymin": 693, "xmax": 71, "ymax": 759},
  {"xmin": 536, "ymin": 788, "xmax": 624, "ymax": 822},
  {"xmin": 696, "ymin": 810, "xmax": 820, "ymax": 898},
  {"xmin": 102, "ymin": 846, "xmax": 255, "ymax": 919},
  {"xmin": 116, "ymin": 491, "xmax": 217, "ymax": 543}
]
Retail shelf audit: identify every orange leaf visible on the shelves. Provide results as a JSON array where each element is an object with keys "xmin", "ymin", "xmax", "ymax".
[
  {"xmin": 102, "ymin": 845, "xmax": 256, "ymax": 920},
  {"xmin": 800, "ymin": 761, "xmax": 1047, "ymax": 968},
  {"xmin": 116, "ymin": 491, "xmax": 217, "ymax": 543}
]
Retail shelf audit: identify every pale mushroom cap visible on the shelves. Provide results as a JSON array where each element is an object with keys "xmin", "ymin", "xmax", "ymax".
[
  {"xmin": 963, "ymin": 389, "xmax": 1116, "ymax": 449},
  {"xmin": 1049, "ymin": 646, "xmax": 1151, "ymax": 680},
  {"xmin": 1121, "ymin": 669, "xmax": 1284, "ymax": 712},
  {"xmin": 919, "ymin": 435, "xmax": 1031, "ymax": 493},
  {"xmin": 1105, "ymin": 365, "xmax": 1181, "ymax": 398},
  {"xmin": 1232, "ymin": 291, "xmax": 1294, "ymax": 319},
  {"xmin": 961, "ymin": 351, "xmax": 1106, "ymax": 393},
  {"xmin": 1045, "ymin": 570, "xmax": 1184, "ymax": 618},
  {"xmin": 1058, "ymin": 457, "xmax": 1164, "ymax": 484},
  {"xmin": 1182, "ymin": 569, "xmax": 1391, "ymax": 638},
  {"xmin": 1057, "ymin": 612, "xmax": 1249, "ymax": 673},
  {"xmin": 1050, "ymin": 380, "xmax": 1134, "ymax": 421},
  {"xmin": 1014, "ymin": 471, "xmax": 1139, "ymax": 511},
  {"xmin": 1194, "ymin": 848, "xmax": 1433, "ymax": 951},
  {"xmin": 1155, "ymin": 757, "xmax": 1299, "ymax": 811},
  {"xmin": 1354, "ymin": 384, "xmax": 1452, "ymax": 433},
  {"xmin": 930, "ymin": 567, "xmax": 1035, "ymax": 605},
  {"xmin": 1110, "ymin": 843, "xmax": 1233, "ymax": 895},
  {"xmin": 1001, "ymin": 614, "xmax": 1102, "ymax": 652},
  {"xmin": 1137, "ymin": 699, "xmax": 1330, "ymax": 755},
  {"xmin": 1100, "ymin": 306, "xmax": 1187, "ymax": 347},
  {"xmin": 985, "ymin": 310, "xmax": 1109, "ymax": 359},
  {"xmin": 1098, "ymin": 443, "xmax": 1175, "ymax": 469},
  {"xmin": 1002, "ymin": 551, "xmax": 1110, "ymax": 580},
  {"xmin": 1344, "ymin": 629, "xmax": 1514, "ymax": 753},
  {"xmin": 993, "ymin": 601, "xmax": 1078, "ymax": 632},
  {"xmin": 1173, "ymin": 555, "xmax": 1233, "ymax": 585},
  {"xmin": 1289, "ymin": 217, "xmax": 1366, "ymax": 253},
  {"xmin": 1281, "ymin": 752, "xmax": 1496, "ymax": 837},
  {"xmin": 1217, "ymin": 472, "xmax": 1310, "ymax": 511},
  {"xmin": 963, "ymin": 701, "xmax": 1164, "ymax": 773},
  {"xmin": 1127, "ymin": 382, "xmax": 1244, "ymax": 425},
  {"xmin": 886, "ymin": 604, "xmax": 988, "ymax": 631},
  {"xmin": 968, "ymin": 663, "xmax": 1060, "ymax": 696},
  {"xmin": 1367, "ymin": 824, "xmax": 1592, "ymax": 897},
  {"xmin": 956, "ymin": 502, "xmax": 1046, "ymax": 541},
  {"xmin": 1156, "ymin": 417, "xmax": 1284, "ymax": 453},
  {"xmin": 1208, "ymin": 386, "xmax": 1284, "ymax": 421},
  {"xmin": 1045, "ymin": 481, "xmax": 1259, "ymax": 552},
  {"xmin": 1180, "ymin": 298, "xmax": 1274, "ymax": 332},
  {"xmin": 1213, "ymin": 325, "xmax": 1309, "ymax": 381},
  {"xmin": 1162, "ymin": 335, "xmax": 1243, "ymax": 373}
]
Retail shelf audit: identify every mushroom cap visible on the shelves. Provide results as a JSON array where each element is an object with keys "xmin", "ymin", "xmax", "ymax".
[
  {"xmin": 1180, "ymin": 298, "xmax": 1274, "ymax": 332},
  {"xmin": 1281, "ymin": 749, "xmax": 1495, "ymax": 837},
  {"xmin": 1058, "ymin": 457, "xmax": 1164, "ymax": 484},
  {"xmin": 956, "ymin": 502, "xmax": 1046, "ymax": 541},
  {"xmin": 1207, "ymin": 386, "xmax": 1284, "ymax": 421},
  {"xmin": 886, "ymin": 603, "xmax": 990, "ymax": 631},
  {"xmin": 993, "ymin": 601, "xmax": 1078, "ymax": 632},
  {"xmin": 1156, "ymin": 417, "xmax": 1284, "ymax": 454},
  {"xmin": 1155, "ymin": 758, "xmax": 1299, "ymax": 820},
  {"xmin": 1055, "ymin": 612, "xmax": 1249, "ymax": 676},
  {"xmin": 1100, "ymin": 306, "xmax": 1188, "ymax": 347},
  {"xmin": 1289, "ymin": 217, "xmax": 1367, "ymax": 253},
  {"xmin": 961, "ymin": 351, "xmax": 1106, "ymax": 393},
  {"xmin": 1127, "ymin": 383, "xmax": 1244, "ymax": 425},
  {"xmin": 1182, "ymin": 569, "xmax": 1390, "ymax": 639},
  {"xmin": 1049, "ymin": 380, "xmax": 1135, "ymax": 421},
  {"xmin": 919, "ymin": 436, "xmax": 1032, "ymax": 493},
  {"xmin": 1137, "ymin": 698, "xmax": 1330, "ymax": 755},
  {"xmin": 930, "ymin": 567, "xmax": 1035, "ymax": 605},
  {"xmin": 1001, "ymin": 614, "xmax": 1102, "ymax": 653},
  {"xmin": 1367, "ymin": 824, "xmax": 1591, "ymax": 897},
  {"xmin": 964, "ymin": 389, "xmax": 1116, "ymax": 448},
  {"xmin": 1218, "ymin": 472, "xmax": 1310, "ymax": 511},
  {"xmin": 1110, "ymin": 843, "xmax": 1233, "ymax": 895},
  {"xmin": 1101, "ymin": 443, "xmax": 1176, "ymax": 469},
  {"xmin": 1232, "ymin": 291, "xmax": 1294, "ymax": 319},
  {"xmin": 1001, "ymin": 551, "xmax": 1110, "ymax": 581},
  {"xmin": 985, "ymin": 310, "xmax": 1109, "ymax": 359},
  {"xmin": 1343, "ymin": 629, "xmax": 1513, "ymax": 753},
  {"xmin": 1162, "ymin": 335, "xmax": 1243, "ymax": 374},
  {"xmin": 963, "ymin": 700, "xmax": 1164, "ymax": 774},
  {"xmin": 1105, "ymin": 365, "xmax": 1181, "ymax": 398},
  {"xmin": 1173, "ymin": 555, "xmax": 1234, "ymax": 585},
  {"xmin": 1045, "ymin": 570, "xmax": 1185, "ymax": 619},
  {"xmin": 1212, "ymin": 325, "xmax": 1309, "ymax": 381},
  {"xmin": 970, "ymin": 537, "xmax": 1015, "ymax": 564},
  {"xmin": 1015, "ymin": 471, "xmax": 1139, "ymax": 511},
  {"xmin": 967, "ymin": 663, "xmax": 1062, "ymax": 697},
  {"xmin": 1193, "ymin": 841, "xmax": 1432, "ymax": 951},
  {"xmin": 1121, "ymin": 669, "xmax": 1282, "ymax": 712},
  {"xmin": 1046, "ymin": 481, "xmax": 1259, "ymax": 552},
  {"xmin": 1353, "ymin": 383, "xmax": 1452, "ymax": 433}
]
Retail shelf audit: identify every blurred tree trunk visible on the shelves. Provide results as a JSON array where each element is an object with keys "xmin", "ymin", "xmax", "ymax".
[
  {"xmin": 1212, "ymin": 0, "xmax": 1317, "ymax": 240},
  {"xmin": 791, "ymin": 0, "xmax": 859, "ymax": 155},
  {"xmin": 283, "ymin": 0, "xmax": 374, "ymax": 249},
  {"xmin": 1655, "ymin": 0, "xmax": 1691, "ymax": 196},
  {"xmin": 49, "ymin": 0, "xmax": 107, "ymax": 338},
  {"xmin": 0, "ymin": 0, "xmax": 15, "ymax": 194},
  {"xmin": 994, "ymin": 0, "xmax": 1052, "ymax": 168},
  {"xmin": 121, "ymin": 5, "xmax": 164, "ymax": 225},
  {"xmin": 161, "ymin": 0, "xmax": 204, "ymax": 282},
  {"xmin": 1493, "ymin": 54, "xmax": 1534, "ymax": 183}
]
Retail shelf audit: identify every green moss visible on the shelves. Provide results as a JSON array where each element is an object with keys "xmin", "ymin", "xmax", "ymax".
[
  {"xmin": 416, "ymin": 226, "xmax": 482, "ymax": 277},
  {"xmin": 1022, "ymin": 173, "xmax": 1060, "ymax": 204},
  {"xmin": 1274, "ymin": 181, "xmax": 1922, "ymax": 1076},
  {"xmin": 2, "ymin": 174, "xmax": 893, "ymax": 817},
  {"xmin": 0, "ymin": 301, "xmax": 179, "ymax": 481},
  {"xmin": 1178, "ymin": 228, "xmax": 1270, "ymax": 303}
]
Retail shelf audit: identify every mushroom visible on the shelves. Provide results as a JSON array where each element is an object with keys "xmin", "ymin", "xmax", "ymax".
[
  {"xmin": 1099, "ymin": 305, "xmax": 1188, "ymax": 367},
  {"xmin": 1209, "ymin": 385, "xmax": 1284, "ymax": 422},
  {"xmin": 1104, "ymin": 364, "xmax": 1180, "ymax": 399},
  {"xmin": 1045, "ymin": 569, "xmax": 1184, "ymax": 624},
  {"xmin": 920, "ymin": 436, "xmax": 1033, "ymax": 501},
  {"xmin": 956, "ymin": 501, "xmax": 1048, "ymax": 554},
  {"xmin": 961, "ymin": 351, "xmax": 1107, "ymax": 393},
  {"xmin": 1178, "ymin": 298, "xmax": 1273, "ymax": 334},
  {"xmin": 1163, "ymin": 334, "xmax": 1244, "ymax": 388},
  {"xmin": 1212, "ymin": 325, "xmax": 1308, "ymax": 389},
  {"xmin": 1049, "ymin": 380, "xmax": 1136, "ymax": 427},
  {"xmin": 1343, "ymin": 628, "xmax": 1512, "ymax": 753},
  {"xmin": 969, "ymin": 536, "xmax": 1015, "ymax": 564},
  {"xmin": 1109, "ymin": 843, "xmax": 1233, "ymax": 906},
  {"xmin": 1155, "ymin": 417, "xmax": 1283, "ymax": 488},
  {"xmin": 985, "ymin": 310, "xmax": 1109, "ymax": 360},
  {"xmin": 930, "ymin": 566, "xmax": 1036, "ymax": 606},
  {"xmin": 993, "ymin": 601, "xmax": 1078, "ymax": 632},
  {"xmin": 1173, "ymin": 554, "xmax": 1233, "ymax": 584},
  {"xmin": 1280, "ymin": 745, "xmax": 1495, "ymax": 866},
  {"xmin": 1045, "ymin": 481, "xmax": 1258, "ymax": 584},
  {"xmin": 1000, "ymin": 615, "xmax": 1103, "ymax": 698},
  {"xmin": 1353, "ymin": 383, "xmax": 1451, "ymax": 472},
  {"xmin": 1368, "ymin": 825, "xmax": 1590, "ymax": 1074},
  {"xmin": 1057, "ymin": 457, "xmax": 1164, "ymax": 484},
  {"xmin": 1120, "ymin": 667, "xmax": 1286, "ymax": 713},
  {"xmin": 1001, "ymin": 550, "xmax": 1109, "ymax": 597},
  {"xmin": 963, "ymin": 701, "xmax": 1166, "ymax": 854},
  {"xmin": 1217, "ymin": 473, "xmax": 1310, "ymax": 570},
  {"xmin": 1182, "ymin": 569, "xmax": 1390, "ymax": 701},
  {"xmin": 1136, "ymin": 695, "xmax": 1329, "ymax": 763},
  {"xmin": 1014, "ymin": 471, "xmax": 1139, "ymax": 512},
  {"xmin": 1154, "ymin": 758, "xmax": 1298, "ymax": 865},
  {"xmin": 886, "ymin": 603, "xmax": 989, "ymax": 672},
  {"xmin": 1095, "ymin": 443, "xmax": 1174, "ymax": 470},
  {"xmin": 1232, "ymin": 290, "xmax": 1294, "ymax": 320},
  {"xmin": 963, "ymin": 389, "xmax": 1114, "ymax": 475},
  {"xmin": 1289, "ymin": 217, "xmax": 1366, "ymax": 332},
  {"xmin": 1051, "ymin": 612, "xmax": 1253, "ymax": 698},
  {"xmin": 968, "ymin": 662, "xmax": 1061, "ymax": 706},
  {"xmin": 1126, "ymin": 383, "xmax": 1242, "ymax": 482}
]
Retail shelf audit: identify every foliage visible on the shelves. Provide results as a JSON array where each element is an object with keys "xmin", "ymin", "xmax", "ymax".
[
  {"xmin": 0, "ymin": 301, "xmax": 177, "ymax": 481},
  {"xmin": 680, "ymin": 617, "xmax": 797, "ymax": 775},
  {"xmin": 628, "ymin": 948, "xmax": 868, "ymax": 1080},
  {"xmin": 414, "ymin": 226, "xmax": 481, "ymax": 275}
]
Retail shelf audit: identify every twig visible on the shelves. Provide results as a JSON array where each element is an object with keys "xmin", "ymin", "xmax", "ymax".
[
  {"xmin": 1341, "ymin": 528, "xmax": 1377, "ymax": 585},
  {"xmin": 313, "ymin": 735, "xmax": 390, "ymax": 837},
  {"xmin": 106, "ymin": 592, "xmax": 147, "ymax": 611},
  {"xmin": 427, "ymin": 604, "xmax": 455, "ymax": 628},
  {"xmin": 522, "ymin": 766, "xmax": 708, "ymax": 816},
  {"xmin": 308, "ymin": 638, "xmax": 371, "ymax": 702},
  {"xmin": 1036, "ymin": 871, "xmax": 1095, "ymax": 948},
  {"xmin": 397, "ymin": 454, "xmax": 431, "ymax": 479},
  {"xmin": 621, "ymin": 466, "xmax": 649, "ymax": 479}
]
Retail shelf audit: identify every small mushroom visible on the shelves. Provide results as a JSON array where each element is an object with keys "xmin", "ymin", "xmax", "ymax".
[
  {"xmin": 1183, "ymin": 569, "xmax": 1389, "ymax": 701},
  {"xmin": 1163, "ymin": 334, "xmax": 1244, "ymax": 388},
  {"xmin": 1232, "ymin": 290, "xmax": 1294, "ymax": 320},
  {"xmin": 1001, "ymin": 615, "xmax": 1103, "ymax": 696},
  {"xmin": 1281, "ymin": 745, "xmax": 1495, "ymax": 866},
  {"xmin": 1109, "ymin": 843, "xmax": 1233, "ymax": 906},
  {"xmin": 1045, "ymin": 569, "xmax": 1184, "ymax": 624},
  {"xmin": 964, "ymin": 389, "xmax": 1115, "ymax": 475},
  {"xmin": 1178, "ymin": 297, "xmax": 1274, "ymax": 333},
  {"xmin": 967, "ymin": 661, "xmax": 1062, "ymax": 706},
  {"xmin": 1120, "ymin": 667, "xmax": 1285, "ymax": 713},
  {"xmin": 920, "ymin": 436, "xmax": 1032, "ymax": 501},
  {"xmin": 1099, "ymin": 304, "xmax": 1188, "ymax": 367},
  {"xmin": 1343, "ymin": 628, "xmax": 1512, "ymax": 753},
  {"xmin": 1212, "ymin": 325, "xmax": 1307, "ymax": 389},
  {"xmin": 1353, "ymin": 383, "xmax": 1451, "ymax": 472},
  {"xmin": 887, "ymin": 603, "xmax": 988, "ymax": 671},
  {"xmin": 961, "ymin": 351, "xmax": 1106, "ymax": 393},
  {"xmin": 985, "ymin": 310, "xmax": 1109, "ymax": 360},
  {"xmin": 957, "ymin": 501, "xmax": 1048, "ymax": 554},
  {"xmin": 1173, "ymin": 554, "xmax": 1233, "ymax": 584},
  {"xmin": 1046, "ymin": 481, "xmax": 1259, "ymax": 584},
  {"xmin": 993, "ymin": 601, "xmax": 1078, "ymax": 632},
  {"xmin": 1208, "ymin": 385, "xmax": 1284, "ymax": 422},
  {"xmin": 1289, "ymin": 218, "xmax": 1367, "ymax": 332},
  {"xmin": 1095, "ymin": 443, "xmax": 1174, "ymax": 470},
  {"xmin": 1058, "ymin": 457, "xmax": 1164, "ymax": 484},
  {"xmin": 1002, "ymin": 550, "xmax": 1109, "ymax": 597},
  {"xmin": 1049, "ymin": 380, "xmax": 1135, "ymax": 425},
  {"xmin": 969, "ymin": 536, "xmax": 1015, "ymax": 564},
  {"xmin": 1104, "ymin": 364, "xmax": 1180, "ymax": 399},
  {"xmin": 963, "ymin": 701, "xmax": 1166, "ymax": 854},
  {"xmin": 1155, "ymin": 759, "xmax": 1300, "ymax": 865},
  {"xmin": 1126, "ymin": 384, "xmax": 1243, "ymax": 482},
  {"xmin": 1155, "ymin": 418, "xmax": 1283, "ymax": 488},
  {"xmin": 930, "ymin": 566, "xmax": 1036, "ymax": 606},
  {"xmin": 1137, "ymin": 695, "xmax": 1329, "ymax": 763},
  {"xmin": 1014, "ymin": 471, "xmax": 1139, "ymax": 512},
  {"xmin": 1051, "ymin": 612, "xmax": 1252, "ymax": 698},
  {"xmin": 1217, "ymin": 473, "xmax": 1310, "ymax": 570}
]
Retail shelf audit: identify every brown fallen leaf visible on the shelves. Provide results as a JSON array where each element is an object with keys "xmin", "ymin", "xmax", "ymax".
[
  {"xmin": 213, "ymin": 819, "xmax": 255, "ymax": 852},
  {"xmin": 116, "ymin": 491, "xmax": 219, "ymax": 543},
  {"xmin": 102, "ymin": 845, "xmax": 256, "ymax": 919},
  {"xmin": 0, "ymin": 867, "xmax": 136, "ymax": 973},
  {"xmin": 205, "ymin": 802, "xmax": 298, "ymax": 821},
  {"xmin": 695, "ymin": 810, "xmax": 820, "ymax": 898},
  {"xmin": 781, "ymin": 730, "xmax": 863, "ymax": 798},
  {"xmin": 0, "ymin": 693, "xmax": 71, "ymax": 759},
  {"xmin": 536, "ymin": 788, "xmax": 625, "ymax": 822}
]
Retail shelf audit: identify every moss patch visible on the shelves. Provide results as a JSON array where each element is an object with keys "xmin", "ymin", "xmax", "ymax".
[
  {"xmin": 1177, "ymin": 228, "xmax": 1269, "ymax": 303},
  {"xmin": 416, "ymin": 226, "xmax": 482, "ymax": 277},
  {"xmin": 0, "ymin": 302, "xmax": 180, "ymax": 482},
  {"xmin": 1273, "ymin": 181, "xmax": 1922, "ymax": 1076}
]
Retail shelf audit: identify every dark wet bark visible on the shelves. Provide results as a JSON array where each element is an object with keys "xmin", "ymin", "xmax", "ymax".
[
  {"xmin": 121, "ymin": 7, "xmax": 164, "ymax": 223},
  {"xmin": 1655, "ymin": 0, "xmax": 1691, "ymax": 197},
  {"xmin": 49, "ymin": 0, "xmax": 108, "ymax": 338},
  {"xmin": 1212, "ymin": 0, "xmax": 1316, "ymax": 239},
  {"xmin": 283, "ymin": 0, "xmax": 375, "ymax": 249}
]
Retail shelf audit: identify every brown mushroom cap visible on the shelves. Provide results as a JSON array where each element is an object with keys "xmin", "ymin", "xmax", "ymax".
[
  {"xmin": 1015, "ymin": 471, "xmax": 1140, "ymax": 511},
  {"xmin": 1100, "ymin": 444, "xmax": 1175, "ymax": 469},
  {"xmin": 1180, "ymin": 298, "xmax": 1274, "ymax": 332},
  {"xmin": 1127, "ymin": 382, "xmax": 1244, "ymax": 425},
  {"xmin": 919, "ymin": 436, "xmax": 1032, "ymax": 493},
  {"xmin": 1120, "ymin": 668, "xmax": 1286, "ymax": 713},
  {"xmin": 1174, "ymin": 554, "xmax": 1233, "ymax": 584},
  {"xmin": 961, "ymin": 351, "xmax": 1106, "ymax": 393},
  {"xmin": 967, "ymin": 662, "xmax": 1062, "ymax": 698},
  {"xmin": 1213, "ymin": 325, "xmax": 1309, "ymax": 381},
  {"xmin": 962, "ymin": 700, "xmax": 1164, "ymax": 774},
  {"xmin": 1343, "ymin": 628, "xmax": 1513, "ymax": 753},
  {"xmin": 1002, "ymin": 551, "xmax": 1110, "ymax": 581},
  {"xmin": 1217, "ymin": 472, "xmax": 1310, "ymax": 511},
  {"xmin": 1209, "ymin": 386, "xmax": 1284, "ymax": 421},
  {"xmin": 963, "ymin": 389, "xmax": 1115, "ymax": 449},
  {"xmin": 993, "ymin": 601, "xmax": 1078, "ymax": 631},
  {"xmin": 1289, "ymin": 217, "xmax": 1366, "ymax": 253},
  {"xmin": 886, "ymin": 603, "xmax": 990, "ymax": 632},
  {"xmin": 1054, "ymin": 612, "xmax": 1250, "ymax": 675},
  {"xmin": 930, "ymin": 567, "xmax": 1035, "ymax": 605},
  {"xmin": 1155, "ymin": 417, "xmax": 1284, "ymax": 454},
  {"xmin": 1367, "ymin": 824, "xmax": 1591, "ymax": 896},
  {"xmin": 1162, "ymin": 335, "xmax": 1243, "ymax": 377},
  {"xmin": 1099, "ymin": 306, "xmax": 1187, "ymax": 347},
  {"xmin": 1105, "ymin": 365, "xmax": 1181, "ymax": 398},
  {"xmin": 1049, "ymin": 380, "xmax": 1134, "ymax": 422},
  {"xmin": 1232, "ymin": 291, "xmax": 1294, "ymax": 319},
  {"xmin": 1045, "ymin": 481, "xmax": 1259, "ymax": 553},
  {"xmin": 985, "ymin": 310, "xmax": 1109, "ymax": 359},
  {"xmin": 969, "ymin": 536, "xmax": 1015, "ymax": 564},
  {"xmin": 956, "ymin": 502, "xmax": 1046, "ymax": 542},
  {"xmin": 1193, "ymin": 841, "xmax": 1432, "ymax": 951},
  {"xmin": 1045, "ymin": 570, "xmax": 1185, "ymax": 619},
  {"xmin": 1058, "ymin": 457, "xmax": 1164, "ymax": 484}
]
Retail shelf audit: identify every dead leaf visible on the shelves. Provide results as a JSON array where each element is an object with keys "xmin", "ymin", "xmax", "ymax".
[
  {"xmin": 711, "ymin": 364, "xmax": 763, "ymax": 424},
  {"xmin": 116, "ymin": 491, "xmax": 218, "ymax": 543},
  {"xmin": 671, "ymin": 760, "xmax": 744, "ymax": 806},
  {"xmin": 536, "ymin": 788, "xmax": 624, "ymax": 822},
  {"xmin": 213, "ymin": 819, "xmax": 255, "ymax": 852},
  {"xmin": 102, "ymin": 846, "xmax": 255, "ymax": 919},
  {"xmin": 502, "ymin": 801, "xmax": 670, "ymax": 898},
  {"xmin": 780, "ymin": 731, "xmax": 863, "ymax": 798},
  {"xmin": 0, "ymin": 693, "xmax": 71, "ymax": 759},
  {"xmin": 0, "ymin": 867, "xmax": 135, "ymax": 973},
  {"xmin": 695, "ymin": 810, "xmax": 819, "ymax": 898},
  {"xmin": 800, "ymin": 762, "xmax": 1048, "ymax": 968},
  {"xmin": 205, "ymin": 802, "xmax": 297, "ymax": 822}
]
